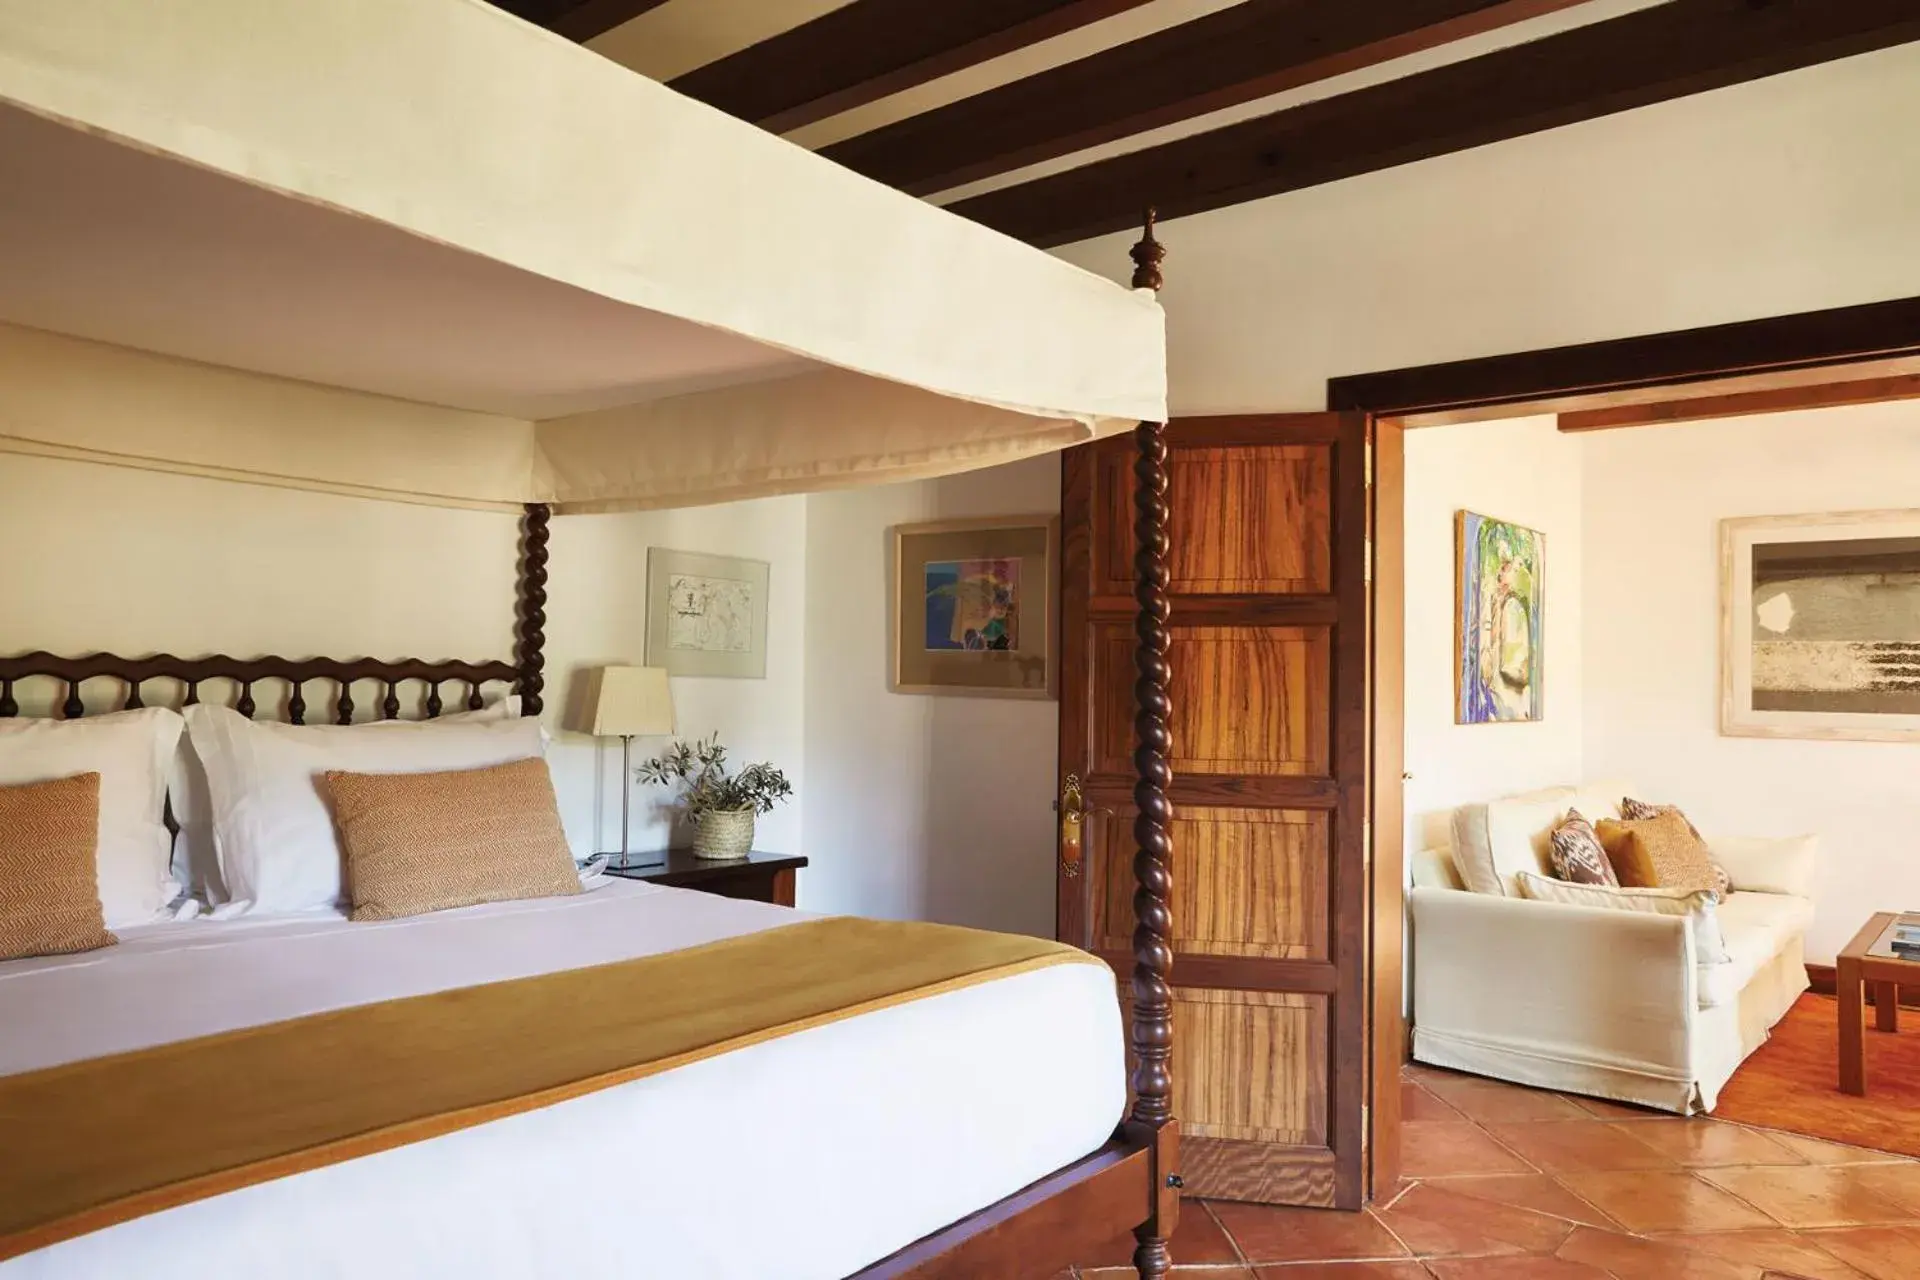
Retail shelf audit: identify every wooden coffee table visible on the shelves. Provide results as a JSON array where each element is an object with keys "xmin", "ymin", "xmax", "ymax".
[{"xmin": 1837, "ymin": 912, "xmax": 1920, "ymax": 1096}]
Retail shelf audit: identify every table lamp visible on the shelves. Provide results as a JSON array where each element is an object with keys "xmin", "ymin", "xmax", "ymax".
[{"xmin": 575, "ymin": 665, "xmax": 675, "ymax": 864}]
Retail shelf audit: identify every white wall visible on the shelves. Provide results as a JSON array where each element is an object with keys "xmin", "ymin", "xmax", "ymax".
[
  {"xmin": 545, "ymin": 497, "xmax": 808, "ymax": 865},
  {"xmin": 0, "ymin": 452, "xmax": 808, "ymax": 871},
  {"xmin": 1403, "ymin": 417, "xmax": 1584, "ymax": 855},
  {"xmin": 803, "ymin": 455, "xmax": 1061, "ymax": 937},
  {"xmin": 1056, "ymin": 43, "xmax": 1920, "ymax": 412},
  {"xmin": 1582, "ymin": 401, "xmax": 1920, "ymax": 964},
  {"xmin": 0, "ymin": 445, "xmax": 1060, "ymax": 928}
]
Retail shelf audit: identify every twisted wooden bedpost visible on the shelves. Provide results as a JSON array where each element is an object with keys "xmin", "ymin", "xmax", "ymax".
[
  {"xmin": 1127, "ymin": 210, "xmax": 1179, "ymax": 1280},
  {"xmin": 517, "ymin": 502, "xmax": 551, "ymax": 717}
]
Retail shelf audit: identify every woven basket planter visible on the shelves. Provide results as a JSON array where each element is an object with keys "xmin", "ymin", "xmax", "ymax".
[{"xmin": 693, "ymin": 808, "xmax": 755, "ymax": 860}]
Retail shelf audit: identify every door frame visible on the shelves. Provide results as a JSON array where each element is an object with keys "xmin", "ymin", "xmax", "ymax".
[
  {"xmin": 1325, "ymin": 294, "xmax": 1920, "ymax": 420},
  {"xmin": 1365, "ymin": 416, "xmax": 1406, "ymax": 1200},
  {"xmin": 1331, "ymin": 292, "xmax": 1920, "ymax": 1196}
]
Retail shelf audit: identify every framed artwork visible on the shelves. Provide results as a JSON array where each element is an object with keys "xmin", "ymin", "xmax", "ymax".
[
  {"xmin": 1722, "ymin": 509, "xmax": 1920, "ymax": 741},
  {"xmin": 1455, "ymin": 510, "xmax": 1545, "ymax": 724},
  {"xmin": 644, "ymin": 548, "xmax": 770, "ymax": 679},
  {"xmin": 891, "ymin": 516, "xmax": 1058, "ymax": 699}
]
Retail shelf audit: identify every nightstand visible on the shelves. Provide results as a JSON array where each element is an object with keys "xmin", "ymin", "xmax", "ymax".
[{"xmin": 601, "ymin": 850, "xmax": 807, "ymax": 907}]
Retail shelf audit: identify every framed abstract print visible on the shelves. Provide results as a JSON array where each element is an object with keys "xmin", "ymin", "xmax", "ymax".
[
  {"xmin": 1455, "ymin": 510, "xmax": 1545, "ymax": 724},
  {"xmin": 890, "ymin": 516, "xmax": 1058, "ymax": 699},
  {"xmin": 1722, "ymin": 509, "xmax": 1920, "ymax": 741},
  {"xmin": 644, "ymin": 548, "xmax": 770, "ymax": 679}
]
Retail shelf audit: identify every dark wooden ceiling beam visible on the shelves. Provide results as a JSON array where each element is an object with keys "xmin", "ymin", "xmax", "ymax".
[
  {"xmin": 949, "ymin": 0, "xmax": 1920, "ymax": 248},
  {"xmin": 488, "ymin": 0, "xmax": 669, "ymax": 43},
  {"xmin": 668, "ymin": 0, "xmax": 1156, "ymax": 135},
  {"xmin": 823, "ymin": 0, "xmax": 1588, "ymax": 197},
  {"xmin": 1327, "ymin": 296, "xmax": 1920, "ymax": 415}
]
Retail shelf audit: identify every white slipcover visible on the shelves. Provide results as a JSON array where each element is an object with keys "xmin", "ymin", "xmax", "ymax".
[{"xmin": 1412, "ymin": 782, "xmax": 1816, "ymax": 1114}]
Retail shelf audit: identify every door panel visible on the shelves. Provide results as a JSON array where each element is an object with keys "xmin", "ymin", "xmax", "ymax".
[
  {"xmin": 1094, "ymin": 443, "xmax": 1334, "ymax": 597},
  {"xmin": 1060, "ymin": 413, "xmax": 1373, "ymax": 1209},
  {"xmin": 1090, "ymin": 625, "xmax": 1331, "ymax": 779},
  {"xmin": 1165, "ymin": 626, "xmax": 1330, "ymax": 778},
  {"xmin": 1166, "ymin": 446, "xmax": 1332, "ymax": 595},
  {"xmin": 1172, "ymin": 988, "xmax": 1328, "ymax": 1145},
  {"xmin": 1097, "ymin": 808, "xmax": 1329, "ymax": 962}
]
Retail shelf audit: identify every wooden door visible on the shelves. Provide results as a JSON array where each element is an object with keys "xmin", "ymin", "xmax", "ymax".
[{"xmin": 1059, "ymin": 413, "xmax": 1388, "ymax": 1210}]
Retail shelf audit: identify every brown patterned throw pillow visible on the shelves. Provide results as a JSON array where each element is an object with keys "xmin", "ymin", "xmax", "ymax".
[
  {"xmin": 1621, "ymin": 798, "xmax": 1730, "ymax": 898},
  {"xmin": 1549, "ymin": 809, "xmax": 1618, "ymax": 886},
  {"xmin": 325, "ymin": 758, "xmax": 581, "ymax": 922},
  {"xmin": 1596, "ymin": 810, "xmax": 1720, "ymax": 897},
  {"xmin": 0, "ymin": 772, "xmax": 117, "ymax": 961}
]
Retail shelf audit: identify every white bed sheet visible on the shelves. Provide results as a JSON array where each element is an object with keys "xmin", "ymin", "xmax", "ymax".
[{"xmin": 0, "ymin": 881, "xmax": 1126, "ymax": 1280}]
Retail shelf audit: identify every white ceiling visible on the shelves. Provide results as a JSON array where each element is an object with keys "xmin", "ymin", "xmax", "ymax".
[{"xmin": 0, "ymin": 103, "xmax": 809, "ymax": 420}]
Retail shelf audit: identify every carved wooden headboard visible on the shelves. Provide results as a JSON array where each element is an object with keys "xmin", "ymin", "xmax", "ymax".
[{"xmin": 0, "ymin": 504, "xmax": 551, "ymax": 725}]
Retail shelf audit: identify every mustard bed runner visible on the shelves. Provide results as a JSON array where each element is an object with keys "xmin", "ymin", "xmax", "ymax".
[{"xmin": 0, "ymin": 916, "xmax": 1098, "ymax": 1260}]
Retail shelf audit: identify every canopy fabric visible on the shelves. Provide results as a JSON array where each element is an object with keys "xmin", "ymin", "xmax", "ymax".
[
  {"xmin": 534, "ymin": 370, "xmax": 1106, "ymax": 513},
  {"xmin": 0, "ymin": 0, "xmax": 1165, "ymax": 514},
  {"xmin": 0, "ymin": 325, "xmax": 534, "ymax": 513}
]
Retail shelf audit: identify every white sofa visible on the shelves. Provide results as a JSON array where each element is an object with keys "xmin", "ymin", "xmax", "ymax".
[{"xmin": 1409, "ymin": 780, "xmax": 1818, "ymax": 1114}]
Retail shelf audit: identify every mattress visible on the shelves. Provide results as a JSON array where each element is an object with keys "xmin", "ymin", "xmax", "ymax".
[{"xmin": 0, "ymin": 880, "xmax": 1127, "ymax": 1279}]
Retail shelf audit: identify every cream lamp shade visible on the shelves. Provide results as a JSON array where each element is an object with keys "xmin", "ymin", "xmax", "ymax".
[
  {"xmin": 579, "ymin": 666, "xmax": 675, "ymax": 738},
  {"xmin": 574, "ymin": 666, "xmax": 674, "ymax": 861}
]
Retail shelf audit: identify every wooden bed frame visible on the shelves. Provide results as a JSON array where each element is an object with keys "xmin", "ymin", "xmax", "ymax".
[
  {"xmin": 0, "ymin": 233, "xmax": 1182, "ymax": 1280},
  {"xmin": 0, "ymin": 504, "xmax": 550, "ymax": 724}
]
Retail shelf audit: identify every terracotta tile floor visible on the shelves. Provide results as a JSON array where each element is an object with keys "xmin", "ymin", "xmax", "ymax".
[{"xmin": 1062, "ymin": 1064, "xmax": 1920, "ymax": 1279}]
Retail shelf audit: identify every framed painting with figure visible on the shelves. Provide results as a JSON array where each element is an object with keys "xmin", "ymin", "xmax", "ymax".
[
  {"xmin": 1455, "ymin": 510, "xmax": 1544, "ymax": 724},
  {"xmin": 645, "ymin": 548, "xmax": 770, "ymax": 678},
  {"xmin": 1722, "ymin": 510, "xmax": 1920, "ymax": 741},
  {"xmin": 891, "ymin": 517, "xmax": 1058, "ymax": 698}
]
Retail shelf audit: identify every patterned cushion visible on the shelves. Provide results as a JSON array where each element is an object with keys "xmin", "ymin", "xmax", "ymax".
[
  {"xmin": 1596, "ymin": 811, "xmax": 1720, "ymax": 896},
  {"xmin": 1621, "ymin": 796, "xmax": 1699, "ymax": 835},
  {"xmin": 325, "ymin": 758, "xmax": 582, "ymax": 922},
  {"xmin": 1621, "ymin": 797, "xmax": 1730, "ymax": 898},
  {"xmin": 1548, "ymin": 809, "xmax": 1617, "ymax": 886},
  {"xmin": 0, "ymin": 772, "xmax": 117, "ymax": 961}
]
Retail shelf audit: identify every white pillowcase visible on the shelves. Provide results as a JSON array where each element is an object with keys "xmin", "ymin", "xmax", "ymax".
[
  {"xmin": 168, "ymin": 696, "xmax": 523, "ymax": 904},
  {"xmin": 0, "ymin": 708, "xmax": 184, "ymax": 927},
  {"xmin": 183, "ymin": 704, "xmax": 546, "ymax": 914}
]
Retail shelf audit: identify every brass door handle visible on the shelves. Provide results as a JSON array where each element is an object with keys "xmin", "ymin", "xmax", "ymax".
[
  {"xmin": 1057, "ymin": 776, "xmax": 1115, "ymax": 878},
  {"xmin": 1059, "ymin": 774, "xmax": 1085, "ymax": 878},
  {"xmin": 1059, "ymin": 774, "xmax": 1085, "ymax": 877}
]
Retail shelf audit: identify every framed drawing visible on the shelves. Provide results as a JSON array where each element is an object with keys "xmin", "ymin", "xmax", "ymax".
[
  {"xmin": 644, "ymin": 548, "xmax": 770, "ymax": 679},
  {"xmin": 1455, "ymin": 510, "xmax": 1545, "ymax": 724},
  {"xmin": 891, "ymin": 516, "xmax": 1058, "ymax": 699},
  {"xmin": 1722, "ymin": 509, "xmax": 1920, "ymax": 741}
]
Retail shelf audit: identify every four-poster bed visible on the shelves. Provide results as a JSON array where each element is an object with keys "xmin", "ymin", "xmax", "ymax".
[
  {"xmin": 0, "ymin": 246, "xmax": 1185, "ymax": 1276},
  {"xmin": 0, "ymin": 1, "xmax": 1182, "ymax": 1275}
]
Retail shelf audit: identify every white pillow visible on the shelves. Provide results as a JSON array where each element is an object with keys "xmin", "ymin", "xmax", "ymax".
[
  {"xmin": 183, "ymin": 705, "xmax": 545, "ymax": 914},
  {"xmin": 0, "ymin": 709, "xmax": 184, "ymax": 927},
  {"xmin": 168, "ymin": 695, "xmax": 522, "ymax": 904},
  {"xmin": 1708, "ymin": 834, "xmax": 1819, "ymax": 898}
]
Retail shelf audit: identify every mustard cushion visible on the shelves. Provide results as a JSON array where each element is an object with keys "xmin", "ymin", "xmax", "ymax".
[
  {"xmin": 326, "ymin": 758, "xmax": 581, "ymax": 922},
  {"xmin": 1597, "ymin": 810, "xmax": 1718, "ymax": 896},
  {"xmin": 0, "ymin": 772, "xmax": 116, "ymax": 960}
]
